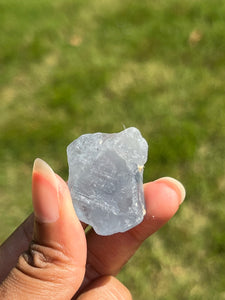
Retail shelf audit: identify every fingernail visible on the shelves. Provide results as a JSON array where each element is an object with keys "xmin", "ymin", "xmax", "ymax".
[
  {"xmin": 32, "ymin": 158, "xmax": 59, "ymax": 223},
  {"xmin": 155, "ymin": 177, "xmax": 186, "ymax": 204}
]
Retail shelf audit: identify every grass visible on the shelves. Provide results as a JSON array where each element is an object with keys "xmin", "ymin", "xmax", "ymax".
[{"xmin": 0, "ymin": 0, "xmax": 225, "ymax": 299}]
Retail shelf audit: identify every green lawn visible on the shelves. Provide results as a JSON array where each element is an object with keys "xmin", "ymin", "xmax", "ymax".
[{"xmin": 0, "ymin": 0, "xmax": 225, "ymax": 299}]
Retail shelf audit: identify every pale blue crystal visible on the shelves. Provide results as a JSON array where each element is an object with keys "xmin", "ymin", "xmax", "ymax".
[{"xmin": 67, "ymin": 127, "xmax": 148, "ymax": 235}]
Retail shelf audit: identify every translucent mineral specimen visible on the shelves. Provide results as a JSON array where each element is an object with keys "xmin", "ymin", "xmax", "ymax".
[{"xmin": 67, "ymin": 127, "xmax": 148, "ymax": 235}]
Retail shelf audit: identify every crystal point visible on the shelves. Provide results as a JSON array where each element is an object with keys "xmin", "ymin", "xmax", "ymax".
[{"xmin": 67, "ymin": 127, "xmax": 148, "ymax": 235}]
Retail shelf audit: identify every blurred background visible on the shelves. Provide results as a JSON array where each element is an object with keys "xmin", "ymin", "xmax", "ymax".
[{"xmin": 0, "ymin": 0, "xmax": 224, "ymax": 299}]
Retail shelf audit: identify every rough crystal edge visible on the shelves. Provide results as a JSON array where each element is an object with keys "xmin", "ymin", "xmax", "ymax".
[
  {"xmin": 67, "ymin": 127, "xmax": 148, "ymax": 166},
  {"xmin": 78, "ymin": 213, "xmax": 145, "ymax": 236}
]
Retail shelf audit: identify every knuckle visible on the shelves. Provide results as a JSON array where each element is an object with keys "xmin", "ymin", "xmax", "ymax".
[
  {"xmin": 26, "ymin": 242, "xmax": 68, "ymax": 268},
  {"xmin": 21, "ymin": 248, "xmax": 50, "ymax": 269},
  {"xmin": 15, "ymin": 242, "xmax": 74, "ymax": 282},
  {"xmin": 1, "ymin": 242, "xmax": 84, "ymax": 299}
]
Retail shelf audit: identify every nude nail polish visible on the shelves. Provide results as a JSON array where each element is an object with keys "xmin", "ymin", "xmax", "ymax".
[
  {"xmin": 32, "ymin": 158, "xmax": 59, "ymax": 223},
  {"xmin": 155, "ymin": 177, "xmax": 186, "ymax": 204}
]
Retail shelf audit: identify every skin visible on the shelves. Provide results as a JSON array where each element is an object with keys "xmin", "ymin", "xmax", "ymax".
[{"xmin": 0, "ymin": 159, "xmax": 185, "ymax": 299}]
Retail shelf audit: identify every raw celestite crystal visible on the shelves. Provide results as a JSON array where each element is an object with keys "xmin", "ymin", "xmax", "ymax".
[{"xmin": 67, "ymin": 127, "xmax": 148, "ymax": 235}]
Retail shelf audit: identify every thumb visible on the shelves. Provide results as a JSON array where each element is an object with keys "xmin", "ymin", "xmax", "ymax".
[{"xmin": 0, "ymin": 158, "xmax": 86, "ymax": 300}]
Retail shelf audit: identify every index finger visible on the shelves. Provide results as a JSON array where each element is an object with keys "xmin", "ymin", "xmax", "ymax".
[{"xmin": 79, "ymin": 177, "xmax": 185, "ymax": 292}]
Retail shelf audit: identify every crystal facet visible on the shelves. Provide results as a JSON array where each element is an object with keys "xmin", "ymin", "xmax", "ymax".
[{"xmin": 67, "ymin": 127, "xmax": 148, "ymax": 235}]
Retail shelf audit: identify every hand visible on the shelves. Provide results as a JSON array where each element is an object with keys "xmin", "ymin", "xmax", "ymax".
[{"xmin": 0, "ymin": 158, "xmax": 185, "ymax": 299}]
